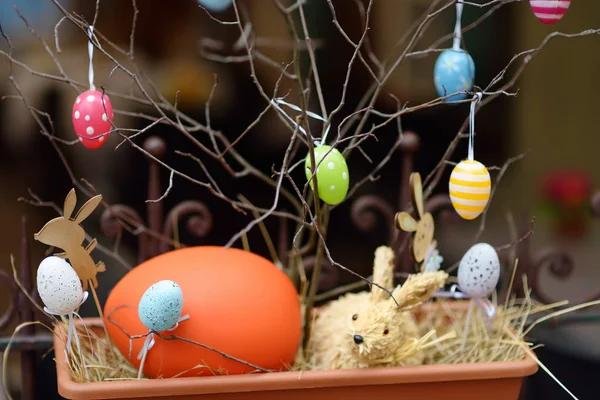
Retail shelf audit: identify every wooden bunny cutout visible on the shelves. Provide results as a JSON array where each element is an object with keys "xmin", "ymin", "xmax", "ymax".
[
  {"xmin": 34, "ymin": 188, "xmax": 105, "ymax": 290},
  {"xmin": 395, "ymin": 173, "xmax": 436, "ymax": 271}
]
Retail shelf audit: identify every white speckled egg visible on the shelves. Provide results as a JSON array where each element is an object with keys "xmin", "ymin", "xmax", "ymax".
[
  {"xmin": 138, "ymin": 280, "xmax": 183, "ymax": 332},
  {"xmin": 36, "ymin": 256, "xmax": 83, "ymax": 315},
  {"xmin": 457, "ymin": 243, "xmax": 499, "ymax": 298}
]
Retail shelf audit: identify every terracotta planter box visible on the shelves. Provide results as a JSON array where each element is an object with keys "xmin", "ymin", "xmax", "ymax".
[{"xmin": 54, "ymin": 306, "xmax": 538, "ymax": 400}]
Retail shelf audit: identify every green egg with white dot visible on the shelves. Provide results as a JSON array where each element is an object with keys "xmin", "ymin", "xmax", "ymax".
[{"xmin": 304, "ymin": 145, "xmax": 349, "ymax": 205}]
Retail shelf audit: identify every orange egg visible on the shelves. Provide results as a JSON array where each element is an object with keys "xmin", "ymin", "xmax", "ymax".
[{"xmin": 103, "ymin": 246, "xmax": 301, "ymax": 378}]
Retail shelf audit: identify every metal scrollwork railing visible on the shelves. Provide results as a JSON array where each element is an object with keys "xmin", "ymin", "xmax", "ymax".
[
  {"xmin": 505, "ymin": 190, "xmax": 600, "ymax": 311},
  {"xmin": 350, "ymin": 195, "xmax": 396, "ymax": 246},
  {"xmin": 100, "ymin": 136, "xmax": 214, "ymax": 263}
]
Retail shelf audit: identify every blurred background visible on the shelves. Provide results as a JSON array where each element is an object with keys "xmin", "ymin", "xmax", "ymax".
[{"xmin": 1, "ymin": 0, "xmax": 599, "ymax": 399}]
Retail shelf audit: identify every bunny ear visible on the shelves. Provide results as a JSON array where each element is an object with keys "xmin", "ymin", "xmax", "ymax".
[
  {"xmin": 410, "ymin": 173, "xmax": 424, "ymax": 219},
  {"xmin": 390, "ymin": 271, "xmax": 448, "ymax": 310},
  {"xmin": 74, "ymin": 194, "xmax": 103, "ymax": 224},
  {"xmin": 395, "ymin": 212, "xmax": 417, "ymax": 233},
  {"xmin": 63, "ymin": 189, "xmax": 77, "ymax": 220},
  {"xmin": 371, "ymin": 246, "xmax": 395, "ymax": 302}
]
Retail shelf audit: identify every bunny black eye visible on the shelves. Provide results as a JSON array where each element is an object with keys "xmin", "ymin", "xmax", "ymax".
[
  {"xmin": 383, "ymin": 328, "xmax": 389, "ymax": 336},
  {"xmin": 352, "ymin": 314, "xmax": 358, "ymax": 321}
]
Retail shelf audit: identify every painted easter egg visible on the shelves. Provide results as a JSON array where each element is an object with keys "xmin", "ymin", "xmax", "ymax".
[
  {"xmin": 434, "ymin": 49, "xmax": 475, "ymax": 102},
  {"xmin": 457, "ymin": 243, "xmax": 500, "ymax": 298},
  {"xmin": 72, "ymin": 89, "xmax": 114, "ymax": 149},
  {"xmin": 304, "ymin": 145, "xmax": 349, "ymax": 205},
  {"xmin": 449, "ymin": 160, "xmax": 491, "ymax": 220},
  {"xmin": 37, "ymin": 256, "xmax": 84, "ymax": 315},
  {"xmin": 104, "ymin": 246, "xmax": 301, "ymax": 378},
  {"xmin": 198, "ymin": 0, "xmax": 233, "ymax": 12},
  {"xmin": 138, "ymin": 280, "xmax": 184, "ymax": 332},
  {"xmin": 529, "ymin": 0, "xmax": 571, "ymax": 24}
]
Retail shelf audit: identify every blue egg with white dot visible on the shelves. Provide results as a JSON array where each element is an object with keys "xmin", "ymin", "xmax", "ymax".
[
  {"xmin": 433, "ymin": 49, "xmax": 475, "ymax": 102},
  {"xmin": 138, "ymin": 280, "xmax": 183, "ymax": 332},
  {"xmin": 197, "ymin": 0, "xmax": 233, "ymax": 13}
]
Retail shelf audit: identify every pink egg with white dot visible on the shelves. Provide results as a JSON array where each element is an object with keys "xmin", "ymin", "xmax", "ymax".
[{"xmin": 72, "ymin": 89, "xmax": 113, "ymax": 149}]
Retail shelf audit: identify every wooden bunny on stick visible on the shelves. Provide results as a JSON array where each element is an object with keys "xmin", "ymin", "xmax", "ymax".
[
  {"xmin": 34, "ymin": 188, "xmax": 105, "ymax": 290},
  {"xmin": 396, "ymin": 172, "xmax": 441, "ymax": 272},
  {"xmin": 308, "ymin": 246, "xmax": 447, "ymax": 370}
]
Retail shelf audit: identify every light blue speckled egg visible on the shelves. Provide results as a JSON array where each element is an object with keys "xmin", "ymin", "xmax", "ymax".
[
  {"xmin": 433, "ymin": 49, "xmax": 475, "ymax": 102},
  {"xmin": 138, "ymin": 280, "xmax": 183, "ymax": 332},
  {"xmin": 197, "ymin": 0, "xmax": 233, "ymax": 13}
]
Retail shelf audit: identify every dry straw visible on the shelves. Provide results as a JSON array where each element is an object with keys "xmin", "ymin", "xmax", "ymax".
[{"xmin": 58, "ymin": 277, "xmax": 595, "ymax": 383}]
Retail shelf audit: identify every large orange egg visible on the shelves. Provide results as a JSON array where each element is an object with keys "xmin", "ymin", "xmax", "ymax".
[{"xmin": 103, "ymin": 246, "xmax": 301, "ymax": 378}]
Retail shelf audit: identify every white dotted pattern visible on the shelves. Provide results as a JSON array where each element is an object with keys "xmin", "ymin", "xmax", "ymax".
[
  {"xmin": 74, "ymin": 111, "xmax": 80, "ymax": 119},
  {"xmin": 305, "ymin": 145, "xmax": 350, "ymax": 205},
  {"xmin": 86, "ymin": 126, "xmax": 95, "ymax": 135}
]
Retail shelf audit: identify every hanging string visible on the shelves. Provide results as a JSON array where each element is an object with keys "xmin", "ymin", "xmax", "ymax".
[
  {"xmin": 270, "ymin": 99, "xmax": 308, "ymax": 138},
  {"xmin": 271, "ymin": 98, "xmax": 331, "ymax": 145},
  {"xmin": 467, "ymin": 92, "xmax": 482, "ymax": 161},
  {"xmin": 88, "ymin": 25, "xmax": 95, "ymax": 90},
  {"xmin": 452, "ymin": 1, "xmax": 464, "ymax": 51}
]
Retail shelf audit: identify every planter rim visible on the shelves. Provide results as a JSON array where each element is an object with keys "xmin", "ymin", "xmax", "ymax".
[{"xmin": 54, "ymin": 316, "xmax": 538, "ymax": 399}]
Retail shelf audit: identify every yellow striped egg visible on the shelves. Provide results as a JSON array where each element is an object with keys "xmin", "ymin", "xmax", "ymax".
[{"xmin": 449, "ymin": 160, "xmax": 491, "ymax": 220}]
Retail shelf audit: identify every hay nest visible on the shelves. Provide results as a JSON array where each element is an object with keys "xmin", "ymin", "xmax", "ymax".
[
  {"xmin": 60, "ymin": 320, "xmax": 139, "ymax": 382},
  {"xmin": 60, "ymin": 283, "xmax": 574, "ymax": 382}
]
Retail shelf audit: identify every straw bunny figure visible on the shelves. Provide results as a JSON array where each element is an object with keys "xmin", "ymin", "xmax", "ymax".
[
  {"xmin": 34, "ymin": 188, "xmax": 105, "ymax": 290},
  {"xmin": 308, "ymin": 246, "xmax": 448, "ymax": 370}
]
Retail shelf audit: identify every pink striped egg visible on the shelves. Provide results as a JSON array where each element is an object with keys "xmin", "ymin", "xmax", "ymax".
[
  {"xmin": 529, "ymin": 0, "xmax": 571, "ymax": 25},
  {"xmin": 449, "ymin": 160, "xmax": 491, "ymax": 220}
]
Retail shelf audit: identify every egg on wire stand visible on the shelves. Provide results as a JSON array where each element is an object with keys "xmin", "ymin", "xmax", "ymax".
[
  {"xmin": 138, "ymin": 280, "xmax": 185, "ymax": 333},
  {"xmin": 457, "ymin": 243, "xmax": 500, "ymax": 299},
  {"xmin": 136, "ymin": 280, "xmax": 189, "ymax": 379},
  {"xmin": 37, "ymin": 256, "xmax": 86, "ymax": 316},
  {"xmin": 36, "ymin": 256, "xmax": 89, "ymax": 368}
]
